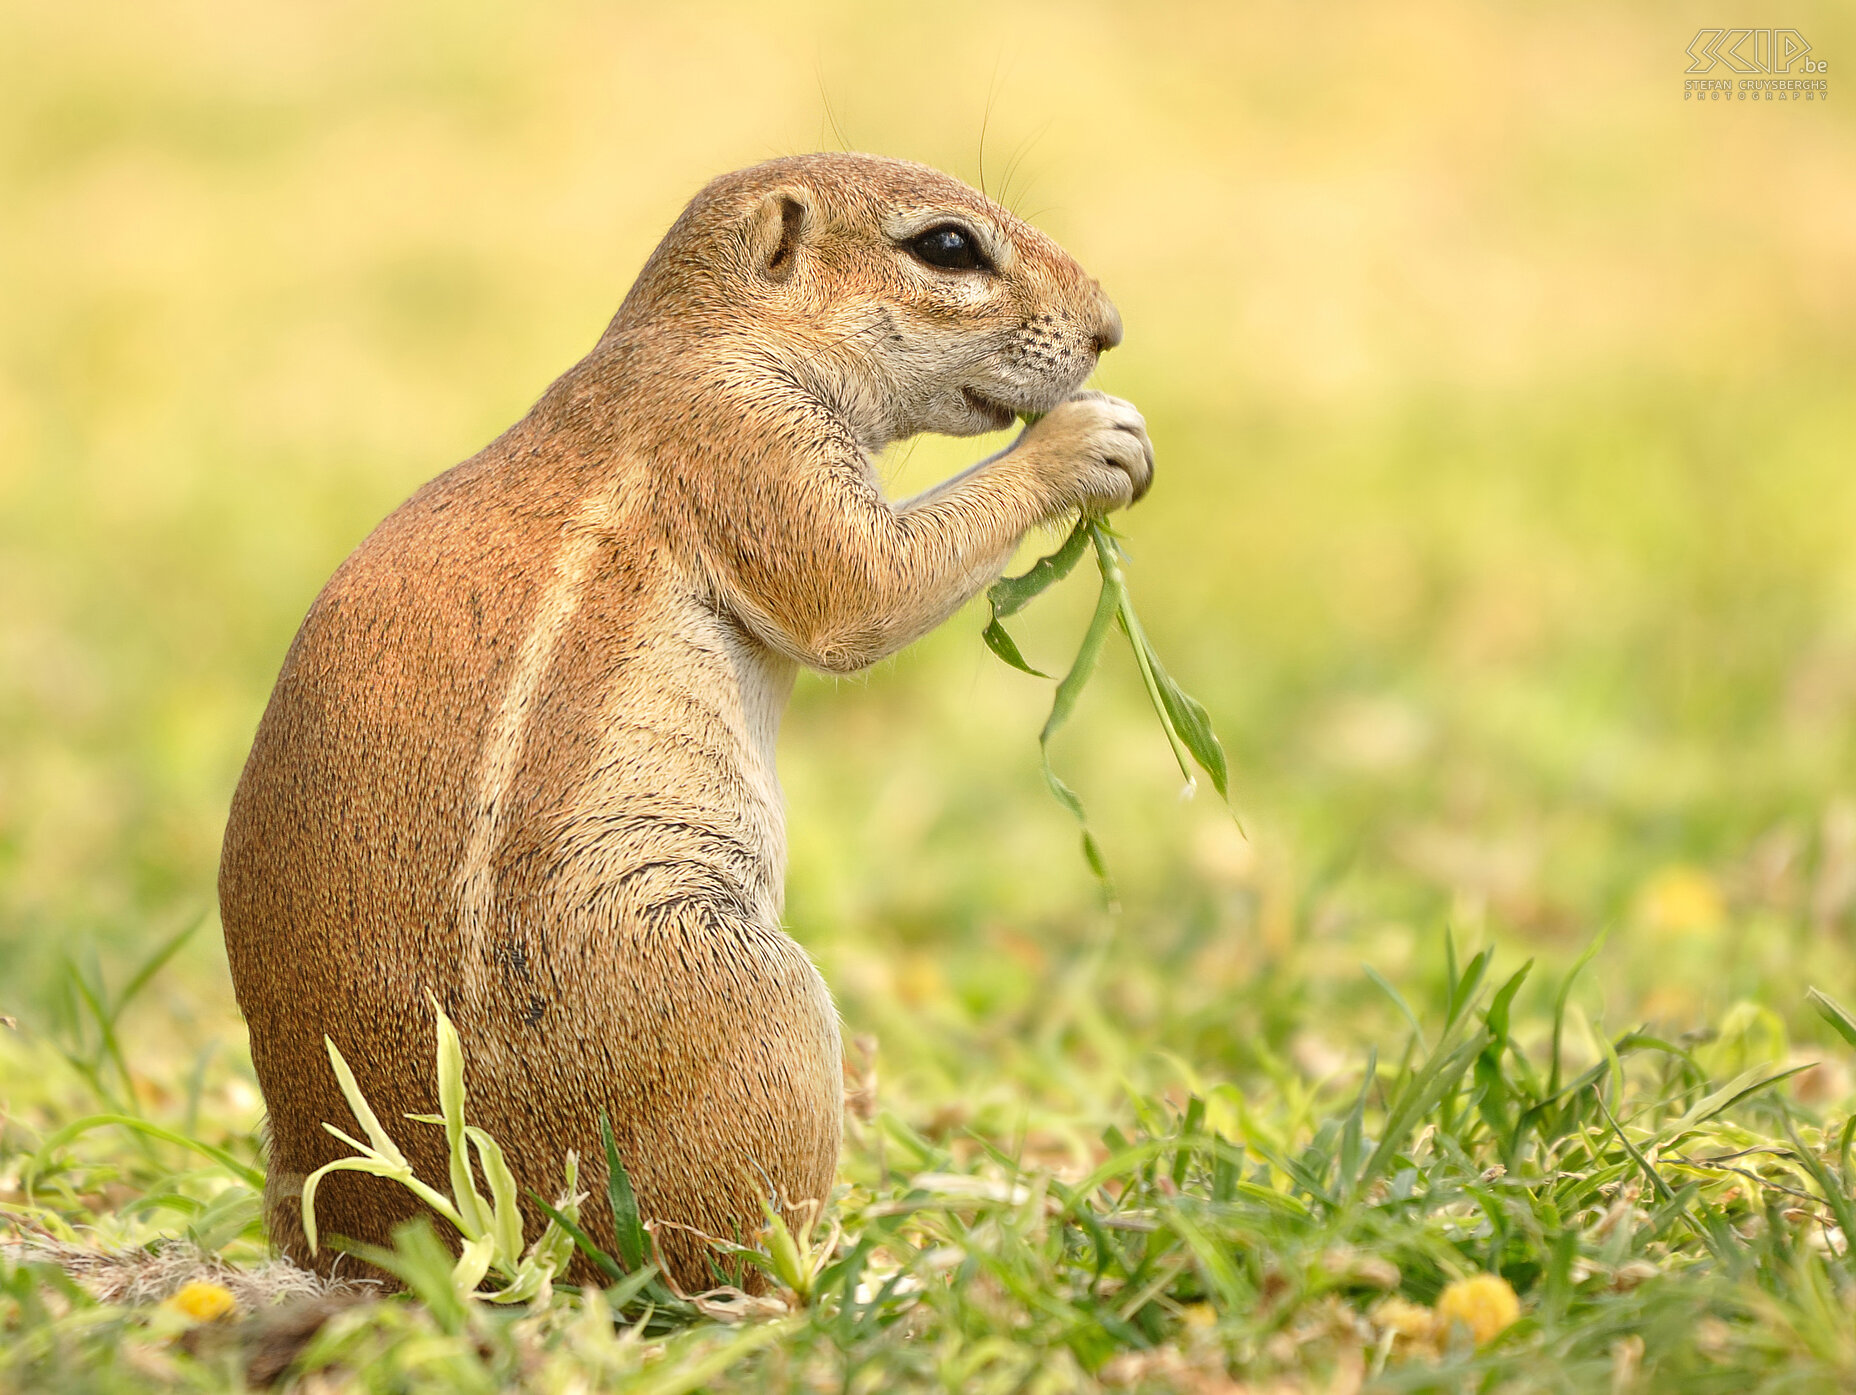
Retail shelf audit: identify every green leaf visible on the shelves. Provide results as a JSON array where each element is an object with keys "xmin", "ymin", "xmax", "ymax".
[
  {"xmin": 987, "ymin": 517, "xmax": 1092, "ymax": 618},
  {"xmin": 186, "ymin": 1187, "xmax": 264, "ymax": 1254},
  {"xmin": 1363, "ymin": 966, "xmax": 1427, "ymax": 1052},
  {"xmin": 1158, "ymin": 1199, "xmax": 1246, "ymax": 1309},
  {"xmin": 1809, "ymin": 987, "xmax": 1856, "ymax": 1052},
  {"xmin": 1550, "ymin": 928, "xmax": 1609, "ymax": 1098},
  {"xmin": 27, "ymin": 1113, "xmax": 264, "ymax": 1190},
  {"xmin": 533, "ymin": 1192, "xmax": 625, "ymax": 1285},
  {"xmin": 1443, "ymin": 945, "xmax": 1492, "ymax": 1032},
  {"xmin": 1354, "ymin": 1029, "xmax": 1489, "ymax": 1198},
  {"xmin": 980, "ymin": 505, "xmax": 1240, "ymax": 885},
  {"xmin": 760, "ymin": 1201, "xmax": 805, "ymax": 1293},
  {"xmin": 522, "ymin": 1151, "xmax": 582, "ymax": 1278},
  {"xmin": 981, "ymin": 519, "xmax": 1094, "ymax": 679},
  {"xmin": 534, "ymin": 1187, "xmax": 695, "ymax": 1322},
  {"xmin": 301, "ymin": 1157, "xmax": 390, "ymax": 1256},
  {"xmin": 1474, "ymin": 960, "xmax": 1534, "ymax": 1144},
  {"xmin": 300, "ymin": 1152, "xmax": 465, "ymax": 1258},
  {"xmin": 627, "ymin": 1320, "xmax": 791, "ymax": 1395},
  {"xmin": 1485, "ymin": 960, "xmax": 1534, "ymax": 1047},
  {"xmin": 485, "ymin": 1257, "xmax": 549, "ymax": 1306},
  {"xmin": 1143, "ymin": 646, "xmax": 1230, "ymax": 799},
  {"xmin": 319, "ymin": 1124, "xmax": 378, "ymax": 1156},
  {"xmin": 981, "ymin": 619, "xmax": 1049, "ymax": 677},
  {"xmin": 111, "ymin": 916, "xmax": 200, "ymax": 1028},
  {"xmin": 1780, "ymin": 1113, "xmax": 1856, "ymax": 1273},
  {"xmin": 431, "ymin": 997, "xmax": 490, "ymax": 1241},
  {"xmin": 466, "ymin": 1125, "xmax": 524, "ymax": 1268},
  {"xmin": 452, "ymin": 1232, "xmax": 496, "ymax": 1293},
  {"xmin": 330, "ymin": 1220, "xmax": 478, "ymax": 1337},
  {"xmin": 518, "ymin": 1226, "xmax": 577, "ymax": 1298},
  {"xmin": 1597, "ymin": 1086, "xmax": 1675, "ymax": 1204},
  {"xmin": 323, "ymin": 1035, "xmax": 408, "ymax": 1169},
  {"xmin": 1036, "ymin": 560, "xmax": 1124, "ymax": 897},
  {"xmin": 600, "ymin": 1111, "xmax": 648, "ymax": 1274},
  {"xmin": 1663, "ymin": 1062, "xmax": 1814, "ymax": 1141}
]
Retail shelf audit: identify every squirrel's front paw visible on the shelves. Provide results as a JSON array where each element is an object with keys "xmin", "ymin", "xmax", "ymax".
[{"xmin": 1018, "ymin": 391, "xmax": 1155, "ymax": 516}]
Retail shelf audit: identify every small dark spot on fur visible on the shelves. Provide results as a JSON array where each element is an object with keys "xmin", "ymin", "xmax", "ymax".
[{"xmin": 495, "ymin": 937, "xmax": 532, "ymax": 980}]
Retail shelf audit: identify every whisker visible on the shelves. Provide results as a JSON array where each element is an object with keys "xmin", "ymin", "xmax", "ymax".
[{"xmin": 815, "ymin": 62, "xmax": 852, "ymax": 153}]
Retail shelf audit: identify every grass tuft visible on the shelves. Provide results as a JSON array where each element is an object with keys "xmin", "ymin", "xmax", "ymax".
[{"xmin": 9, "ymin": 942, "xmax": 1856, "ymax": 1390}]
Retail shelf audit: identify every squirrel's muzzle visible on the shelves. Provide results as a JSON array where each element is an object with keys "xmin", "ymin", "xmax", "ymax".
[{"xmin": 1093, "ymin": 300, "xmax": 1124, "ymax": 355}]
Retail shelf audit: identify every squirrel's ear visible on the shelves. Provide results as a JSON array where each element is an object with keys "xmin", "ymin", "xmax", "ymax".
[{"xmin": 746, "ymin": 188, "xmax": 814, "ymax": 282}]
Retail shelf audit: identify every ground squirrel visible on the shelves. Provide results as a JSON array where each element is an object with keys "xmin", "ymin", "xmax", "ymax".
[{"xmin": 220, "ymin": 152, "xmax": 1154, "ymax": 1289}]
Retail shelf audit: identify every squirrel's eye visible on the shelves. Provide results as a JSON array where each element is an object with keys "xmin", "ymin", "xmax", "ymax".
[{"xmin": 907, "ymin": 224, "xmax": 988, "ymax": 272}]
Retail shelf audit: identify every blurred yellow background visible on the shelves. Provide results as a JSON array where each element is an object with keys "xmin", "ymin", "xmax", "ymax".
[{"xmin": 2, "ymin": 0, "xmax": 1853, "ymax": 1101}]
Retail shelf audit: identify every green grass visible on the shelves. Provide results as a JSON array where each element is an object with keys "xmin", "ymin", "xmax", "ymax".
[
  {"xmin": 4, "ymin": 2, "xmax": 1856, "ymax": 1391},
  {"xmin": 12, "ymin": 932, "xmax": 1856, "ymax": 1391}
]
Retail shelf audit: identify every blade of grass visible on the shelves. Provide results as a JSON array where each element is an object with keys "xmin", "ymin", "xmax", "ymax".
[
  {"xmin": 988, "ymin": 516, "xmax": 1092, "ymax": 618},
  {"xmin": 322, "ymin": 1036, "xmax": 409, "ymax": 1169},
  {"xmin": 1808, "ymin": 988, "xmax": 1856, "ymax": 1053},
  {"xmin": 600, "ymin": 1111, "xmax": 648, "ymax": 1275},
  {"xmin": 1038, "ymin": 561, "xmax": 1122, "ymax": 891},
  {"xmin": 534, "ymin": 1192, "xmax": 625, "ymax": 1284},
  {"xmin": 1779, "ymin": 1114, "xmax": 1856, "ymax": 1274},
  {"xmin": 27, "ymin": 1113, "xmax": 264, "ymax": 1190},
  {"xmin": 430, "ymin": 999, "xmax": 490, "ymax": 1240},
  {"xmin": 1551, "ymin": 929, "xmax": 1610, "ymax": 1099},
  {"xmin": 628, "ymin": 1321, "xmax": 792, "ymax": 1395},
  {"xmin": 1091, "ymin": 524, "xmax": 1229, "ymax": 801},
  {"xmin": 109, "ymin": 918, "xmax": 199, "ymax": 1029},
  {"xmin": 1364, "ymin": 965, "xmax": 1428, "ymax": 1052},
  {"xmin": 981, "ymin": 422, "xmax": 1239, "ymax": 880},
  {"xmin": 981, "ymin": 620, "xmax": 1049, "ymax": 678},
  {"xmin": 60, "ymin": 964, "xmax": 135, "ymax": 1115},
  {"xmin": 1664, "ymin": 1064, "xmax": 1814, "ymax": 1142},
  {"xmin": 1596, "ymin": 1087, "xmax": 1675, "ymax": 1206}
]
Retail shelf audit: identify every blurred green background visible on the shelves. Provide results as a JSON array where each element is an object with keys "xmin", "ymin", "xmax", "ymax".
[{"xmin": 2, "ymin": 0, "xmax": 1853, "ymax": 1123}]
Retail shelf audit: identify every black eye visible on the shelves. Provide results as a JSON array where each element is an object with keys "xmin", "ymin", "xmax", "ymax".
[{"xmin": 907, "ymin": 224, "xmax": 989, "ymax": 272}]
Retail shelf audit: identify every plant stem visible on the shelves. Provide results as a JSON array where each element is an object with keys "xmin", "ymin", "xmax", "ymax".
[{"xmin": 1088, "ymin": 521, "xmax": 1196, "ymax": 794}]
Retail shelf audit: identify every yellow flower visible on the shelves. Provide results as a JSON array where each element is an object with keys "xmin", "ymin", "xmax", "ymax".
[
  {"xmin": 1372, "ymin": 1296, "xmax": 1436, "ymax": 1344},
  {"xmin": 1636, "ymin": 865, "xmax": 1724, "ymax": 936},
  {"xmin": 163, "ymin": 1280, "xmax": 239, "ymax": 1324},
  {"xmin": 1179, "ymin": 1302, "xmax": 1217, "ymax": 1329},
  {"xmin": 1434, "ymin": 1274, "xmax": 1519, "ymax": 1345}
]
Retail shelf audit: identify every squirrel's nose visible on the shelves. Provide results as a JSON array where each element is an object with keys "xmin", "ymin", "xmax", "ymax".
[{"xmin": 1093, "ymin": 300, "xmax": 1124, "ymax": 355}]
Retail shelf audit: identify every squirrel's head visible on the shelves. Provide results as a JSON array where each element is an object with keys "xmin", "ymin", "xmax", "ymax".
[{"xmin": 610, "ymin": 153, "xmax": 1123, "ymax": 449}]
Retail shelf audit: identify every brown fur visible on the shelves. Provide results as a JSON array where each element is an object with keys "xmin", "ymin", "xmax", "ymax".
[{"xmin": 219, "ymin": 153, "xmax": 1153, "ymax": 1290}]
